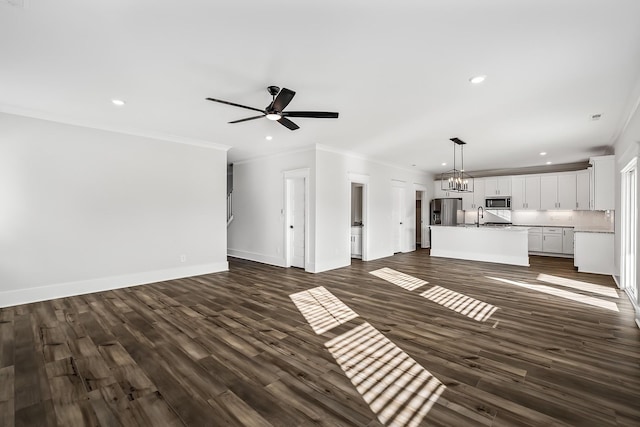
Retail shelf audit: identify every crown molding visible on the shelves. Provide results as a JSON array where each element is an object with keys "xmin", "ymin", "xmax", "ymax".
[
  {"xmin": 0, "ymin": 104, "xmax": 231, "ymax": 151},
  {"xmin": 467, "ymin": 161, "xmax": 590, "ymax": 178}
]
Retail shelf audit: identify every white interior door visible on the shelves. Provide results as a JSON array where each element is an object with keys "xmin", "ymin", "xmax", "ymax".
[
  {"xmin": 287, "ymin": 177, "xmax": 305, "ymax": 268},
  {"xmin": 392, "ymin": 187, "xmax": 404, "ymax": 253}
]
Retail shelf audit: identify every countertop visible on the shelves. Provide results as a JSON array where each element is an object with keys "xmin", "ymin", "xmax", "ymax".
[
  {"xmin": 430, "ymin": 225, "xmax": 529, "ymax": 232},
  {"xmin": 453, "ymin": 224, "xmax": 615, "ymax": 234},
  {"xmin": 573, "ymin": 228, "xmax": 614, "ymax": 234}
]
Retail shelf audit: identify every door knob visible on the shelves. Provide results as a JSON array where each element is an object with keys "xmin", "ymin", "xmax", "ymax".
[{"xmin": 290, "ymin": 225, "xmax": 293, "ymax": 229}]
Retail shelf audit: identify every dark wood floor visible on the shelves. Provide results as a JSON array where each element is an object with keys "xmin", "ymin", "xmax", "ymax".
[{"xmin": 1, "ymin": 251, "xmax": 639, "ymax": 426}]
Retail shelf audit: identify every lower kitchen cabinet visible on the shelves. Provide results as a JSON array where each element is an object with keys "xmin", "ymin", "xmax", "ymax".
[
  {"xmin": 542, "ymin": 227, "xmax": 563, "ymax": 253},
  {"xmin": 351, "ymin": 227, "xmax": 362, "ymax": 258},
  {"xmin": 562, "ymin": 228, "xmax": 574, "ymax": 255},
  {"xmin": 574, "ymin": 232, "xmax": 614, "ymax": 274},
  {"xmin": 529, "ymin": 226, "xmax": 574, "ymax": 256},
  {"xmin": 528, "ymin": 227, "xmax": 543, "ymax": 252}
]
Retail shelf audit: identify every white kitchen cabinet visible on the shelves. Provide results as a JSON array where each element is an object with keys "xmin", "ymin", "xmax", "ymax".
[
  {"xmin": 351, "ymin": 227, "xmax": 362, "ymax": 258},
  {"xmin": 590, "ymin": 155, "xmax": 615, "ymax": 211},
  {"xmin": 557, "ymin": 174, "xmax": 577, "ymax": 209},
  {"xmin": 485, "ymin": 176, "xmax": 511, "ymax": 196},
  {"xmin": 574, "ymin": 232, "xmax": 614, "ymax": 274},
  {"xmin": 562, "ymin": 228, "xmax": 574, "ymax": 255},
  {"xmin": 576, "ymin": 170, "xmax": 591, "ymax": 210},
  {"xmin": 461, "ymin": 191, "xmax": 474, "ymax": 210},
  {"xmin": 542, "ymin": 227, "xmax": 563, "ymax": 253},
  {"xmin": 540, "ymin": 175, "xmax": 557, "ymax": 210},
  {"xmin": 512, "ymin": 175, "xmax": 540, "ymax": 210},
  {"xmin": 434, "ymin": 180, "xmax": 458, "ymax": 198},
  {"xmin": 540, "ymin": 173, "xmax": 577, "ymax": 210},
  {"xmin": 472, "ymin": 179, "xmax": 485, "ymax": 209},
  {"xmin": 528, "ymin": 227, "xmax": 543, "ymax": 252}
]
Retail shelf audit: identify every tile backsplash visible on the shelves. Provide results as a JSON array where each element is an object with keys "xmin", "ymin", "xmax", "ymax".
[{"xmin": 463, "ymin": 209, "xmax": 614, "ymax": 231}]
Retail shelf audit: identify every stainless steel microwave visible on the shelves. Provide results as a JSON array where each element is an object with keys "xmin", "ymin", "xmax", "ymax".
[{"xmin": 485, "ymin": 197, "xmax": 511, "ymax": 209}]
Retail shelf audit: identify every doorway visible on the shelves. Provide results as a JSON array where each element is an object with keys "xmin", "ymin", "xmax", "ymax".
[
  {"xmin": 414, "ymin": 184, "xmax": 429, "ymax": 249},
  {"xmin": 621, "ymin": 157, "xmax": 638, "ymax": 308},
  {"xmin": 350, "ymin": 183, "xmax": 364, "ymax": 259},
  {"xmin": 348, "ymin": 173, "xmax": 369, "ymax": 262},
  {"xmin": 284, "ymin": 169, "xmax": 309, "ymax": 270},
  {"xmin": 416, "ymin": 195, "xmax": 422, "ymax": 249}
]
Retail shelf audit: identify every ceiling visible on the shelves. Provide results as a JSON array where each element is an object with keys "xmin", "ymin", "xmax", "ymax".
[{"xmin": 2, "ymin": 0, "xmax": 640, "ymax": 174}]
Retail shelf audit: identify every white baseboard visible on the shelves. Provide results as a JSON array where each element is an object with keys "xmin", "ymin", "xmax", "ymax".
[
  {"xmin": 227, "ymin": 249, "xmax": 286, "ymax": 268},
  {"xmin": 0, "ymin": 261, "xmax": 228, "ymax": 308},
  {"xmin": 528, "ymin": 251, "xmax": 574, "ymax": 259}
]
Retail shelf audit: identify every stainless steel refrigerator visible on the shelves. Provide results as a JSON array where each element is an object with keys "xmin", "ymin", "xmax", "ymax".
[{"xmin": 430, "ymin": 198, "xmax": 463, "ymax": 226}]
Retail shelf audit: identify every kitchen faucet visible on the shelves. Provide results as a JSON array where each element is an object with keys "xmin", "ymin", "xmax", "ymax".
[{"xmin": 477, "ymin": 206, "xmax": 484, "ymax": 227}]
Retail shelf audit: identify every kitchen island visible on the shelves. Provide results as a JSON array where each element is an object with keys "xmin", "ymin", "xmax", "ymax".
[{"xmin": 430, "ymin": 225, "xmax": 530, "ymax": 266}]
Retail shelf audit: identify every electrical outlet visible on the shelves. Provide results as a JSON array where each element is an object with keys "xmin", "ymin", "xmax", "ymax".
[{"xmin": 180, "ymin": 254, "xmax": 187, "ymax": 263}]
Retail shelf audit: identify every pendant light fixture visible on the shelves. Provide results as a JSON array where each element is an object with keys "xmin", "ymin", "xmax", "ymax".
[{"xmin": 440, "ymin": 137, "xmax": 474, "ymax": 192}]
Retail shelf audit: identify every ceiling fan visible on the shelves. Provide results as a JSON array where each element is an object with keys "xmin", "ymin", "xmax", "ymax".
[{"xmin": 206, "ymin": 86, "xmax": 339, "ymax": 131}]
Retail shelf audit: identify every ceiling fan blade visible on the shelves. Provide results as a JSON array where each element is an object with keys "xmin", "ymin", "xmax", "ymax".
[
  {"xmin": 205, "ymin": 97, "xmax": 265, "ymax": 114},
  {"xmin": 228, "ymin": 115, "xmax": 265, "ymax": 124},
  {"xmin": 278, "ymin": 117, "xmax": 300, "ymax": 130},
  {"xmin": 282, "ymin": 111, "xmax": 339, "ymax": 119},
  {"xmin": 272, "ymin": 88, "xmax": 296, "ymax": 112}
]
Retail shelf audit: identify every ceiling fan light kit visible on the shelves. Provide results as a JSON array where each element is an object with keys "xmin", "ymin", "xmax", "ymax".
[
  {"xmin": 206, "ymin": 86, "xmax": 339, "ymax": 131},
  {"xmin": 440, "ymin": 137, "xmax": 474, "ymax": 193}
]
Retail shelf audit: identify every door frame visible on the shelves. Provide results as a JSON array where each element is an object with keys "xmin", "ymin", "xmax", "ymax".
[
  {"xmin": 348, "ymin": 172, "xmax": 370, "ymax": 262},
  {"xmin": 284, "ymin": 168, "xmax": 310, "ymax": 271},
  {"xmin": 620, "ymin": 157, "xmax": 638, "ymax": 313}
]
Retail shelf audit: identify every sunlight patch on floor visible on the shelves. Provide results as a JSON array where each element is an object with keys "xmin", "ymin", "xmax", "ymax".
[
  {"xmin": 325, "ymin": 322, "xmax": 445, "ymax": 427},
  {"xmin": 370, "ymin": 268, "xmax": 428, "ymax": 291},
  {"xmin": 487, "ymin": 276, "xmax": 619, "ymax": 312},
  {"xmin": 536, "ymin": 273, "xmax": 619, "ymax": 298},
  {"xmin": 289, "ymin": 286, "xmax": 359, "ymax": 334},
  {"xmin": 420, "ymin": 286, "xmax": 498, "ymax": 322}
]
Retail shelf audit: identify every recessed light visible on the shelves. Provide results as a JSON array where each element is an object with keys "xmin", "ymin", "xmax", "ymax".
[
  {"xmin": 441, "ymin": 162, "xmax": 447, "ymax": 166},
  {"xmin": 469, "ymin": 75, "xmax": 486, "ymax": 84},
  {"xmin": 265, "ymin": 136, "xmax": 273, "ymax": 141},
  {"xmin": 111, "ymin": 99, "xmax": 126, "ymax": 106},
  {"xmin": 546, "ymin": 161, "xmax": 552, "ymax": 165},
  {"xmin": 539, "ymin": 152, "xmax": 547, "ymax": 156}
]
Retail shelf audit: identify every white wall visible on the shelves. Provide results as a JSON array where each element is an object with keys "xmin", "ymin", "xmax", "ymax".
[
  {"xmin": 614, "ymin": 96, "xmax": 640, "ymax": 313},
  {"xmin": 227, "ymin": 148, "xmax": 316, "ymax": 270},
  {"xmin": 315, "ymin": 147, "xmax": 433, "ymax": 272},
  {"xmin": 228, "ymin": 145, "xmax": 433, "ymax": 274},
  {"xmin": 0, "ymin": 113, "xmax": 228, "ymax": 307}
]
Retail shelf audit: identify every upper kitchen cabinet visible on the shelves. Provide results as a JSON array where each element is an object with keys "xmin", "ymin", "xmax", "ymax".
[
  {"xmin": 473, "ymin": 179, "xmax": 485, "ymax": 209},
  {"xmin": 512, "ymin": 175, "xmax": 541, "ymax": 210},
  {"xmin": 462, "ymin": 178, "xmax": 485, "ymax": 210},
  {"xmin": 540, "ymin": 173, "xmax": 576, "ymax": 210},
  {"xmin": 484, "ymin": 176, "xmax": 511, "ymax": 196},
  {"xmin": 576, "ymin": 170, "xmax": 591, "ymax": 210},
  {"xmin": 590, "ymin": 155, "xmax": 615, "ymax": 211},
  {"xmin": 434, "ymin": 180, "xmax": 457, "ymax": 198},
  {"xmin": 461, "ymin": 191, "xmax": 474, "ymax": 210}
]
